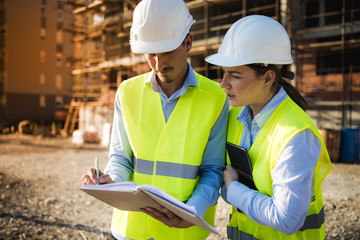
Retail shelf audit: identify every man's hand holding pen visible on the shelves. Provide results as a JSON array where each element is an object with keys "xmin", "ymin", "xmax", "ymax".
[
  {"xmin": 81, "ymin": 168, "xmax": 114, "ymax": 185},
  {"xmin": 81, "ymin": 157, "xmax": 114, "ymax": 185}
]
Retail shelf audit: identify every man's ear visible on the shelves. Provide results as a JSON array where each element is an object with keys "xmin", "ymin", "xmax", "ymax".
[{"xmin": 185, "ymin": 34, "xmax": 193, "ymax": 52}]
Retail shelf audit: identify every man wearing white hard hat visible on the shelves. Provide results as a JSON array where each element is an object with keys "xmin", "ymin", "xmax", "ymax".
[
  {"xmin": 81, "ymin": 0, "xmax": 228, "ymax": 239},
  {"xmin": 205, "ymin": 15, "xmax": 332, "ymax": 239}
]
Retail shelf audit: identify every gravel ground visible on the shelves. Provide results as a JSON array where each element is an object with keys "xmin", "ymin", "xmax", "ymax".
[{"xmin": 0, "ymin": 133, "xmax": 359, "ymax": 240}]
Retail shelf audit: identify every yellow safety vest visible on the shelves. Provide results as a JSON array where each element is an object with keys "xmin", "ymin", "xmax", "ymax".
[
  {"xmin": 112, "ymin": 72, "xmax": 226, "ymax": 240},
  {"xmin": 226, "ymin": 97, "xmax": 332, "ymax": 240}
]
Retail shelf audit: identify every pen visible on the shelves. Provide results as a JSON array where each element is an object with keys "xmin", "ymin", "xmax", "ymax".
[{"xmin": 95, "ymin": 157, "xmax": 100, "ymax": 185}]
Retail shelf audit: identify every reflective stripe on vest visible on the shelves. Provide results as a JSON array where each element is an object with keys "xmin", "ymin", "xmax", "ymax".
[
  {"xmin": 227, "ymin": 226, "xmax": 261, "ymax": 240},
  {"xmin": 134, "ymin": 158, "xmax": 200, "ymax": 179},
  {"xmin": 227, "ymin": 207, "xmax": 325, "ymax": 239},
  {"xmin": 299, "ymin": 207, "xmax": 325, "ymax": 231},
  {"xmin": 227, "ymin": 225, "xmax": 238, "ymax": 240},
  {"xmin": 226, "ymin": 97, "xmax": 332, "ymax": 239}
]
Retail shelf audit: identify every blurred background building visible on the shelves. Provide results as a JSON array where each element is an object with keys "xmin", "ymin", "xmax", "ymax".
[
  {"xmin": 1, "ymin": 0, "xmax": 360, "ymax": 159},
  {"xmin": 0, "ymin": 0, "xmax": 73, "ymax": 129},
  {"xmin": 293, "ymin": 0, "xmax": 360, "ymax": 129}
]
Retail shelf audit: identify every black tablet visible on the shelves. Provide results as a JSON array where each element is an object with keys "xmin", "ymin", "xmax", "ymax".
[{"xmin": 226, "ymin": 142, "xmax": 257, "ymax": 190}]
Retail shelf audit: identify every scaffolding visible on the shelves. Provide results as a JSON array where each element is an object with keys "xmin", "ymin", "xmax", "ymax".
[
  {"xmin": 68, "ymin": 0, "xmax": 282, "ymax": 97},
  {"xmin": 65, "ymin": 0, "xmax": 360, "ymax": 132},
  {"xmin": 294, "ymin": 0, "xmax": 360, "ymax": 127}
]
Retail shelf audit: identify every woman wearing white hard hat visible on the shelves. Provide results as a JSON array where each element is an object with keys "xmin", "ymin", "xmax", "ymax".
[{"xmin": 206, "ymin": 15, "xmax": 332, "ymax": 239}]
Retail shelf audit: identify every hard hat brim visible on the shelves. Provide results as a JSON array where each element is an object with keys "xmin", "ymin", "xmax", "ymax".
[
  {"xmin": 131, "ymin": 36, "xmax": 185, "ymax": 54},
  {"xmin": 205, "ymin": 53, "xmax": 293, "ymax": 67}
]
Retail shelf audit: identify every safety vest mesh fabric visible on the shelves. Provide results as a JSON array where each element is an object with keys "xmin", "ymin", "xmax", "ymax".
[
  {"xmin": 111, "ymin": 72, "xmax": 226, "ymax": 240},
  {"xmin": 226, "ymin": 97, "xmax": 332, "ymax": 240}
]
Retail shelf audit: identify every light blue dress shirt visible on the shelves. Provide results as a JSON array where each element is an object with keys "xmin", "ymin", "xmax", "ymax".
[
  {"xmin": 105, "ymin": 63, "xmax": 229, "ymax": 218},
  {"xmin": 223, "ymin": 87, "xmax": 321, "ymax": 235}
]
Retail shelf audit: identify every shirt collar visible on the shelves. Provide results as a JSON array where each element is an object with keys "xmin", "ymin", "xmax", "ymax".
[
  {"xmin": 237, "ymin": 87, "xmax": 288, "ymax": 128},
  {"xmin": 145, "ymin": 63, "xmax": 198, "ymax": 96}
]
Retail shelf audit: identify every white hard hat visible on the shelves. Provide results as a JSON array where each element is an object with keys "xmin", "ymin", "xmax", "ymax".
[
  {"xmin": 130, "ymin": 0, "xmax": 195, "ymax": 54},
  {"xmin": 205, "ymin": 15, "xmax": 293, "ymax": 67}
]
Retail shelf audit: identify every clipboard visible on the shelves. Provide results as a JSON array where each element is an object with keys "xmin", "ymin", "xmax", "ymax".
[{"xmin": 226, "ymin": 142, "xmax": 257, "ymax": 190}]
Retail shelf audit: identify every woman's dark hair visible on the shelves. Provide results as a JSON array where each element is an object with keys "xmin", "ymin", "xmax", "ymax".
[{"xmin": 247, "ymin": 64, "xmax": 308, "ymax": 111}]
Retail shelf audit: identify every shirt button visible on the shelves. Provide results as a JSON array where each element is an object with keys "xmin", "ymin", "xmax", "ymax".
[{"xmin": 166, "ymin": 100, "xmax": 170, "ymax": 103}]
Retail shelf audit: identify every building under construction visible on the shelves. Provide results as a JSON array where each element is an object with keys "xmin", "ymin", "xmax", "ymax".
[
  {"xmin": 0, "ymin": 0, "xmax": 359, "ymax": 139},
  {"xmin": 69, "ymin": 0, "xmax": 286, "ymax": 102},
  {"xmin": 66, "ymin": 0, "xmax": 360, "ymax": 136}
]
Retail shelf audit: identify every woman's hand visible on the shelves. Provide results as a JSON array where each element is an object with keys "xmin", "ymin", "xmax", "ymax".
[{"xmin": 223, "ymin": 164, "xmax": 239, "ymax": 191}]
